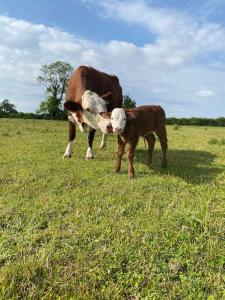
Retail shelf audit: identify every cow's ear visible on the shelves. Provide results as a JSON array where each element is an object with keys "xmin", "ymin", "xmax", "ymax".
[
  {"xmin": 99, "ymin": 112, "xmax": 111, "ymax": 118},
  {"xmin": 64, "ymin": 101, "xmax": 83, "ymax": 112},
  {"xmin": 101, "ymin": 92, "xmax": 114, "ymax": 105}
]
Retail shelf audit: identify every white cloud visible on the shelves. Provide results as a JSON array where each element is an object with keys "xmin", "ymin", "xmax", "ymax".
[
  {"xmin": 0, "ymin": 3, "xmax": 225, "ymax": 117},
  {"xmin": 197, "ymin": 89, "xmax": 214, "ymax": 98}
]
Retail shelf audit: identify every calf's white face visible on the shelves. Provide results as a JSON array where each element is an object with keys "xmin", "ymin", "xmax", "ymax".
[
  {"xmin": 111, "ymin": 108, "xmax": 127, "ymax": 133},
  {"xmin": 82, "ymin": 90, "xmax": 107, "ymax": 114}
]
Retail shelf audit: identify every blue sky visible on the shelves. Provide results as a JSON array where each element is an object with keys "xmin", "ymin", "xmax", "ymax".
[{"xmin": 0, "ymin": 0, "xmax": 225, "ymax": 117}]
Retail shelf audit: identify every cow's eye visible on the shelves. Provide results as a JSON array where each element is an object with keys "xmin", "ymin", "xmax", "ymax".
[
  {"xmin": 86, "ymin": 108, "xmax": 90, "ymax": 112},
  {"xmin": 111, "ymin": 118, "xmax": 114, "ymax": 120}
]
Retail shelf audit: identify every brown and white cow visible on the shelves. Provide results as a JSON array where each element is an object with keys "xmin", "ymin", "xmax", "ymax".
[{"xmin": 64, "ymin": 65, "xmax": 123, "ymax": 159}]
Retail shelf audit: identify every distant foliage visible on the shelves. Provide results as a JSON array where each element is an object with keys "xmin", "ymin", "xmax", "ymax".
[
  {"xmin": 0, "ymin": 99, "xmax": 18, "ymax": 114},
  {"xmin": 122, "ymin": 95, "xmax": 136, "ymax": 108},
  {"xmin": 167, "ymin": 117, "xmax": 225, "ymax": 127}
]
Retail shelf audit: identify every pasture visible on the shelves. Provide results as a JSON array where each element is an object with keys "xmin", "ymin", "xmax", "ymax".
[{"xmin": 0, "ymin": 118, "xmax": 224, "ymax": 299}]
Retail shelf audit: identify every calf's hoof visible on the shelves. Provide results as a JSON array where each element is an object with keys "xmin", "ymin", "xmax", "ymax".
[
  {"xmin": 128, "ymin": 174, "xmax": 135, "ymax": 179},
  {"xmin": 64, "ymin": 154, "xmax": 72, "ymax": 159}
]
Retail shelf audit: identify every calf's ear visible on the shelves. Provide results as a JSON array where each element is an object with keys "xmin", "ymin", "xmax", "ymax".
[
  {"xmin": 126, "ymin": 111, "xmax": 135, "ymax": 119},
  {"xmin": 64, "ymin": 101, "xmax": 83, "ymax": 112}
]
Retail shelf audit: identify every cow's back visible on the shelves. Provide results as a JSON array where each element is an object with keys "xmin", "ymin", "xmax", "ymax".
[{"xmin": 66, "ymin": 66, "xmax": 123, "ymax": 109}]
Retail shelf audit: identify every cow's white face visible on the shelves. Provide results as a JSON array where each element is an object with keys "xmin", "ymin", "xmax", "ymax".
[
  {"xmin": 110, "ymin": 108, "xmax": 127, "ymax": 133},
  {"xmin": 82, "ymin": 90, "xmax": 107, "ymax": 114},
  {"xmin": 96, "ymin": 113, "xmax": 112, "ymax": 134}
]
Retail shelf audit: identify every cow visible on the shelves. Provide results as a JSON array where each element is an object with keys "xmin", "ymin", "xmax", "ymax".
[{"xmin": 63, "ymin": 66, "xmax": 123, "ymax": 159}]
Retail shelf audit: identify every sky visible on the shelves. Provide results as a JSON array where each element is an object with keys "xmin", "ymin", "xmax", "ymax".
[{"xmin": 0, "ymin": 0, "xmax": 225, "ymax": 117}]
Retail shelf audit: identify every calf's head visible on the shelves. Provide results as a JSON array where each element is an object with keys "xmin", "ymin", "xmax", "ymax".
[
  {"xmin": 110, "ymin": 108, "xmax": 127, "ymax": 133},
  {"xmin": 96, "ymin": 108, "xmax": 127, "ymax": 134}
]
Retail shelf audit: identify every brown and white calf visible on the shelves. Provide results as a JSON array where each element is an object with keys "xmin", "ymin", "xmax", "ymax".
[{"xmin": 97, "ymin": 106, "xmax": 168, "ymax": 178}]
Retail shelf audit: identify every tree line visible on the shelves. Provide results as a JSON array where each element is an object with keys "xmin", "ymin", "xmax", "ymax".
[{"xmin": 0, "ymin": 61, "xmax": 224, "ymax": 126}]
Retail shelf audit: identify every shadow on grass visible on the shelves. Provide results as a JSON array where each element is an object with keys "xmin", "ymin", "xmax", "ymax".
[{"xmin": 135, "ymin": 148, "xmax": 222, "ymax": 184}]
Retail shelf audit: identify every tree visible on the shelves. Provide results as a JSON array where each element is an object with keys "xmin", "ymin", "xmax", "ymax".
[
  {"xmin": 36, "ymin": 96, "xmax": 62, "ymax": 119},
  {"xmin": 37, "ymin": 61, "xmax": 73, "ymax": 118},
  {"xmin": 0, "ymin": 99, "xmax": 18, "ymax": 113},
  {"xmin": 122, "ymin": 95, "xmax": 136, "ymax": 108}
]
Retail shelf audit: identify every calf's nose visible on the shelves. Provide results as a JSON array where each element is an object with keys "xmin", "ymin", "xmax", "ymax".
[{"xmin": 114, "ymin": 127, "xmax": 122, "ymax": 133}]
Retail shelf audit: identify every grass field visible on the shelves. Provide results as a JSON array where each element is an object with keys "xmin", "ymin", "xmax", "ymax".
[{"xmin": 0, "ymin": 118, "xmax": 225, "ymax": 299}]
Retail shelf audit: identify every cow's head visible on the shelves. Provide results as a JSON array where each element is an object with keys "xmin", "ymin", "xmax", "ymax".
[
  {"xmin": 82, "ymin": 90, "xmax": 111, "ymax": 114},
  {"xmin": 96, "ymin": 112, "xmax": 113, "ymax": 134},
  {"xmin": 64, "ymin": 101, "xmax": 85, "ymax": 132},
  {"xmin": 65, "ymin": 90, "xmax": 113, "ymax": 132}
]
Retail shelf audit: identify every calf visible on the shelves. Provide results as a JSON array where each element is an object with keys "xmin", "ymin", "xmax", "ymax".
[{"xmin": 97, "ymin": 106, "xmax": 168, "ymax": 178}]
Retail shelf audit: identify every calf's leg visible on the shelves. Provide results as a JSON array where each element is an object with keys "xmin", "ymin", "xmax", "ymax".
[
  {"xmin": 145, "ymin": 133, "xmax": 156, "ymax": 166},
  {"xmin": 86, "ymin": 128, "xmax": 96, "ymax": 159},
  {"xmin": 64, "ymin": 120, "xmax": 76, "ymax": 158},
  {"xmin": 127, "ymin": 139, "xmax": 138, "ymax": 178},
  {"xmin": 156, "ymin": 129, "xmax": 168, "ymax": 168},
  {"xmin": 115, "ymin": 135, "xmax": 126, "ymax": 173}
]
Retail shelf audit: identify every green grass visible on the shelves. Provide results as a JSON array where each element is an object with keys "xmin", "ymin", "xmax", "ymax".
[{"xmin": 0, "ymin": 119, "xmax": 225, "ymax": 300}]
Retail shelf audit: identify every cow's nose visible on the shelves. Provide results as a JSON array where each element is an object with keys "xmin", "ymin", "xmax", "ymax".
[{"xmin": 106, "ymin": 124, "xmax": 113, "ymax": 132}]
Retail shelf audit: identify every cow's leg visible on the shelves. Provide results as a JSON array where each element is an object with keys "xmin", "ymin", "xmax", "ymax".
[
  {"xmin": 145, "ymin": 133, "xmax": 156, "ymax": 166},
  {"xmin": 127, "ymin": 139, "xmax": 138, "ymax": 179},
  {"xmin": 86, "ymin": 128, "xmax": 96, "ymax": 159},
  {"xmin": 99, "ymin": 134, "xmax": 107, "ymax": 149},
  {"xmin": 156, "ymin": 129, "xmax": 168, "ymax": 168},
  {"xmin": 64, "ymin": 120, "xmax": 76, "ymax": 158},
  {"xmin": 115, "ymin": 135, "xmax": 126, "ymax": 173}
]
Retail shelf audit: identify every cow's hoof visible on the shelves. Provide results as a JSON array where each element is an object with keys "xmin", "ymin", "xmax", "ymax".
[
  {"xmin": 128, "ymin": 174, "xmax": 135, "ymax": 179},
  {"xmin": 64, "ymin": 154, "xmax": 72, "ymax": 159},
  {"xmin": 86, "ymin": 147, "xmax": 94, "ymax": 160}
]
